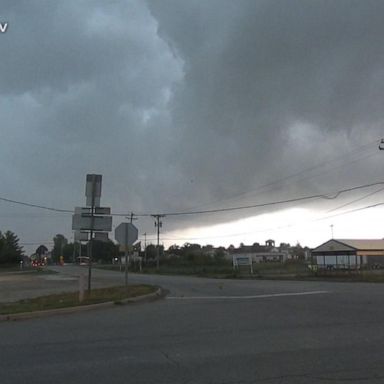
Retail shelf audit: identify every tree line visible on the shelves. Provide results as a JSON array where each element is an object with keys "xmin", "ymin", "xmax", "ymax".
[{"xmin": 0, "ymin": 229, "xmax": 309, "ymax": 267}]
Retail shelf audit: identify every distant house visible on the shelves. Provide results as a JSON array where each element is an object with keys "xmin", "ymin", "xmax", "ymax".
[
  {"xmin": 311, "ymin": 239, "xmax": 384, "ymax": 269},
  {"xmin": 230, "ymin": 240, "xmax": 289, "ymax": 263}
]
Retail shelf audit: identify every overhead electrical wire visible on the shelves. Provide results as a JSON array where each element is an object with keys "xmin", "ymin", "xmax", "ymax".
[
  {"xmin": 0, "ymin": 196, "xmax": 72, "ymax": 213},
  {"xmin": 8, "ymin": 139, "xmax": 383, "ymax": 248},
  {"xmin": 325, "ymin": 186, "xmax": 384, "ymax": 213},
  {"xmin": 143, "ymin": 184, "xmax": 384, "ymax": 241},
  {"xmin": 132, "ymin": 181, "xmax": 384, "ymax": 217},
  {"xmin": 314, "ymin": 202, "xmax": 384, "ymax": 222},
  {"xmin": 1, "ymin": 181, "xmax": 384, "ymax": 218},
  {"xmin": 0, "ymin": 138, "xmax": 380, "ymax": 218},
  {"xmin": 144, "ymin": 200, "xmax": 384, "ymax": 243},
  {"xmin": 173, "ymin": 138, "xmax": 380, "ymax": 212}
]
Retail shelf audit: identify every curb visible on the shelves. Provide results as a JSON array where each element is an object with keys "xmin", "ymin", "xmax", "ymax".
[{"xmin": 0, "ymin": 287, "xmax": 165, "ymax": 322}]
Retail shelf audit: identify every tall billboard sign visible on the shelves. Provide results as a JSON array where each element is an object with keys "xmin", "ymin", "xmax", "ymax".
[
  {"xmin": 85, "ymin": 174, "xmax": 102, "ymax": 207},
  {"xmin": 72, "ymin": 174, "xmax": 112, "ymax": 293},
  {"xmin": 72, "ymin": 214, "xmax": 112, "ymax": 232}
]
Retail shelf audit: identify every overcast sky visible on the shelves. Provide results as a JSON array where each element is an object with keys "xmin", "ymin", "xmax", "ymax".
[{"xmin": 1, "ymin": 0, "xmax": 384, "ymax": 253}]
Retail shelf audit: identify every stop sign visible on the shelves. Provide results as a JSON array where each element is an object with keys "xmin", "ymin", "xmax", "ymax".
[{"xmin": 115, "ymin": 222, "xmax": 138, "ymax": 246}]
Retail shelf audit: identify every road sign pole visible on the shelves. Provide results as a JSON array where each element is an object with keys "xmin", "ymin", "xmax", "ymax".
[
  {"xmin": 115, "ymin": 222, "xmax": 138, "ymax": 287},
  {"xmin": 87, "ymin": 176, "xmax": 96, "ymax": 293},
  {"xmin": 125, "ymin": 224, "xmax": 128, "ymax": 288}
]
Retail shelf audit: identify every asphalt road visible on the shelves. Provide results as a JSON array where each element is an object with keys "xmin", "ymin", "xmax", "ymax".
[{"xmin": 2, "ymin": 266, "xmax": 384, "ymax": 383}]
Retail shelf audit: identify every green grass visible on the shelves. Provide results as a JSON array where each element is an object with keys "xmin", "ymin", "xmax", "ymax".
[
  {"xmin": 0, "ymin": 266, "xmax": 58, "ymax": 274},
  {"xmin": 0, "ymin": 284, "xmax": 156, "ymax": 315},
  {"xmin": 96, "ymin": 262, "xmax": 384, "ymax": 283},
  {"xmin": 96, "ymin": 262, "xmax": 308, "ymax": 279},
  {"xmin": 96, "ymin": 264, "xmax": 237, "ymax": 278},
  {"xmin": 310, "ymin": 269, "xmax": 384, "ymax": 282},
  {"xmin": 0, "ymin": 265, "xmax": 28, "ymax": 273},
  {"xmin": 23, "ymin": 267, "xmax": 58, "ymax": 275}
]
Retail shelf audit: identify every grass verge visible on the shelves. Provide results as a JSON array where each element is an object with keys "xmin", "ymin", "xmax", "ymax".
[
  {"xmin": 97, "ymin": 264, "xmax": 238, "ymax": 278},
  {"xmin": 0, "ymin": 284, "xmax": 156, "ymax": 315},
  {"xmin": 95, "ymin": 263, "xmax": 384, "ymax": 282},
  {"xmin": 0, "ymin": 266, "xmax": 58, "ymax": 275}
]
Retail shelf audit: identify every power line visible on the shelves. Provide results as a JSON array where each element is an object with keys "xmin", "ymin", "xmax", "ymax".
[
  {"xmin": 1, "ymin": 140, "xmax": 379, "ymax": 217},
  {"xmin": 1, "ymin": 181, "xmax": 384, "ymax": 219},
  {"xmin": 314, "ymin": 202, "xmax": 384, "ymax": 222},
  {"xmin": 325, "ymin": 186, "xmax": 384, "ymax": 213},
  {"xmin": 146, "ymin": 201, "xmax": 384, "ymax": 243},
  {"xmin": 175, "ymin": 138, "xmax": 380, "ymax": 212},
  {"xmin": 0, "ymin": 196, "xmax": 72, "ymax": 213},
  {"xmin": 133, "ymin": 181, "xmax": 384, "ymax": 217}
]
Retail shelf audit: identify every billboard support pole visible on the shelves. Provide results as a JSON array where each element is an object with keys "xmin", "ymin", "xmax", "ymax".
[
  {"xmin": 124, "ymin": 224, "xmax": 128, "ymax": 288},
  {"xmin": 87, "ymin": 177, "xmax": 96, "ymax": 293}
]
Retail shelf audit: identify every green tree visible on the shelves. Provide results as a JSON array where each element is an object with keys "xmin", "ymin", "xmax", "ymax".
[
  {"xmin": 145, "ymin": 244, "xmax": 158, "ymax": 259},
  {"xmin": 52, "ymin": 234, "xmax": 68, "ymax": 263},
  {"xmin": 0, "ymin": 230, "xmax": 24, "ymax": 265},
  {"xmin": 91, "ymin": 240, "xmax": 119, "ymax": 263},
  {"xmin": 0, "ymin": 233, "xmax": 4, "ymax": 262},
  {"xmin": 291, "ymin": 242, "xmax": 305, "ymax": 260},
  {"xmin": 144, "ymin": 244, "xmax": 164, "ymax": 265},
  {"xmin": 62, "ymin": 243, "xmax": 75, "ymax": 263},
  {"xmin": 168, "ymin": 244, "xmax": 181, "ymax": 256},
  {"xmin": 214, "ymin": 247, "xmax": 227, "ymax": 263}
]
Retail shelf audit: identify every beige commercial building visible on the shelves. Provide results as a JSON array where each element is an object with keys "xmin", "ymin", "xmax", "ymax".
[{"xmin": 312, "ymin": 239, "xmax": 384, "ymax": 269}]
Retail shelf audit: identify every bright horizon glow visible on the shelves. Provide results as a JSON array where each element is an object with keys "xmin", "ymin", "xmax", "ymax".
[{"xmin": 159, "ymin": 206, "xmax": 384, "ymax": 249}]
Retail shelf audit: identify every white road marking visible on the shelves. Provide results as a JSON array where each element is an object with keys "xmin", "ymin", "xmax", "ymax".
[{"xmin": 167, "ymin": 290, "xmax": 329, "ymax": 300}]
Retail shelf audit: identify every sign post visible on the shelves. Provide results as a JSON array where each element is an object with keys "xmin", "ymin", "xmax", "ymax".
[
  {"xmin": 115, "ymin": 222, "xmax": 138, "ymax": 287},
  {"xmin": 87, "ymin": 175, "xmax": 96, "ymax": 292},
  {"xmin": 72, "ymin": 175, "xmax": 112, "ymax": 294}
]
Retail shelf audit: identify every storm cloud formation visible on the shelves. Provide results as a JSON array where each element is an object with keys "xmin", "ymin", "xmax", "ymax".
[{"xmin": 1, "ymin": 0, "xmax": 384, "ymax": 248}]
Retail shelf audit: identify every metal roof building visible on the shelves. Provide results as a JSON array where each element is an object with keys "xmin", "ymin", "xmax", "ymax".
[{"xmin": 312, "ymin": 239, "xmax": 384, "ymax": 269}]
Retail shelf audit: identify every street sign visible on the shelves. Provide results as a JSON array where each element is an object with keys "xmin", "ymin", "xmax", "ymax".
[
  {"xmin": 232, "ymin": 255, "xmax": 253, "ymax": 274},
  {"xmin": 75, "ymin": 207, "xmax": 111, "ymax": 216},
  {"xmin": 85, "ymin": 174, "xmax": 102, "ymax": 207},
  {"xmin": 115, "ymin": 222, "xmax": 138, "ymax": 246},
  {"xmin": 75, "ymin": 207, "xmax": 91, "ymax": 215},
  {"xmin": 94, "ymin": 232, "xmax": 109, "ymax": 242},
  {"xmin": 74, "ymin": 231, "xmax": 89, "ymax": 242},
  {"xmin": 95, "ymin": 207, "xmax": 111, "ymax": 215},
  {"xmin": 72, "ymin": 214, "xmax": 112, "ymax": 231}
]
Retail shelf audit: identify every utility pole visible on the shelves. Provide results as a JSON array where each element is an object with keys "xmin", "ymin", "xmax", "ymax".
[
  {"xmin": 124, "ymin": 223, "xmax": 128, "ymax": 287},
  {"xmin": 143, "ymin": 232, "xmax": 147, "ymax": 263},
  {"xmin": 330, "ymin": 224, "xmax": 334, "ymax": 239},
  {"xmin": 152, "ymin": 215, "xmax": 165, "ymax": 269},
  {"xmin": 127, "ymin": 212, "xmax": 138, "ymax": 224}
]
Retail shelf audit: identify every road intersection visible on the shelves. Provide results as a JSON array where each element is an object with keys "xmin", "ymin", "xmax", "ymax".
[{"xmin": 1, "ymin": 266, "xmax": 384, "ymax": 383}]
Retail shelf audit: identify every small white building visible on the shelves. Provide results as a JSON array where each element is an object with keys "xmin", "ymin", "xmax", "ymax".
[{"xmin": 311, "ymin": 239, "xmax": 384, "ymax": 269}]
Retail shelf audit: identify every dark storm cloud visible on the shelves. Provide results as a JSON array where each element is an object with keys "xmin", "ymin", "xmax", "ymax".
[
  {"xmin": 1, "ymin": 1, "xmax": 182, "ymax": 201},
  {"xmin": 1, "ymin": 0, "xmax": 384, "ymax": 248},
  {"xmin": 148, "ymin": 0, "xmax": 384, "ymax": 208},
  {"xmin": 0, "ymin": 0, "xmax": 185, "ymax": 246}
]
